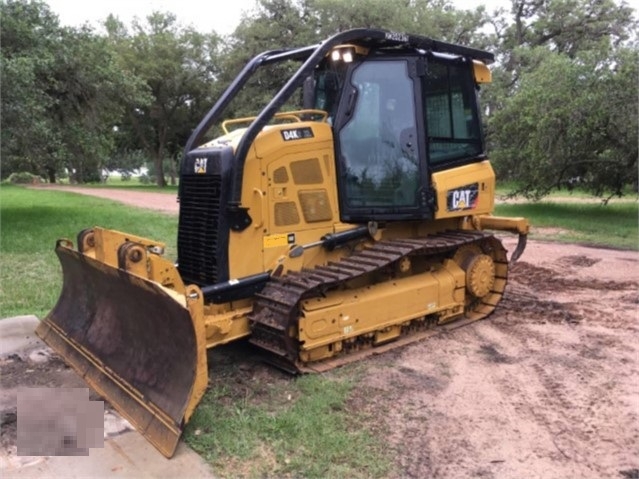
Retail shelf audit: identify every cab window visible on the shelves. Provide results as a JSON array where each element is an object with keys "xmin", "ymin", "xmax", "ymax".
[
  {"xmin": 339, "ymin": 60, "xmax": 418, "ymax": 208},
  {"xmin": 424, "ymin": 60, "xmax": 482, "ymax": 166}
]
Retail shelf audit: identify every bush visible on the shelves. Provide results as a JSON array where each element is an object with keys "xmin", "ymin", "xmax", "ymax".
[
  {"xmin": 6, "ymin": 172, "xmax": 42, "ymax": 184},
  {"xmin": 71, "ymin": 169, "xmax": 102, "ymax": 184}
]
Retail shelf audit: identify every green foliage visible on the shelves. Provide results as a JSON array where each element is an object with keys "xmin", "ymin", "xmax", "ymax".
[
  {"xmin": 104, "ymin": 149, "xmax": 148, "ymax": 177},
  {"xmin": 0, "ymin": 0, "xmax": 145, "ymax": 183},
  {"xmin": 138, "ymin": 173, "xmax": 153, "ymax": 185},
  {"xmin": 483, "ymin": 0, "xmax": 638, "ymax": 199},
  {"xmin": 305, "ymin": 0, "xmax": 491, "ymax": 45},
  {"xmin": 0, "ymin": 0, "xmax": 61, "ymax": 181},
  {"xmin": 489, "ymin": 46, "xmax": 638, "ymax": 199},
  {"xmin": 4, "ymin": 172, "xmax": 42, "ymax": 184},
  {"xmin": 231, "ymin": 0, "xmax": 492, "ymax": 47},
  {"xmin": 498, "ymin": 0, "xmax": 636, "ymax": 57}
]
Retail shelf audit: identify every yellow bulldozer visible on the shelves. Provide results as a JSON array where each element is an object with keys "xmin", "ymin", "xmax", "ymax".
[{"xmin": 36, "ymin": 28, "xmax": 529, "ymax": 457}]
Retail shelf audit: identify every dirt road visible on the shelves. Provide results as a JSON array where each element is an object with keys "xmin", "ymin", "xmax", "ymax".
[
  {"xmin": 33, "ymin": 185, "xmax": 181, "ymax": 214},
  {"xmin": 6, "ymin": 186, "xmax": 639, "ymax": 478}
]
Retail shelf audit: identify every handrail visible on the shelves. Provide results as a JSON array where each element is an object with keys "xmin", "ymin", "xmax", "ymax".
[{"xmin": 221, "ymin": 109, "xmax": 329, "ymax": 134}]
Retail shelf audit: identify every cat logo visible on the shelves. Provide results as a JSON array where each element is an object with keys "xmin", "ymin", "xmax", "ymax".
[
  {"xmin": 447, "ymin": 183, "xmax": 479, "ymax": 212},
  {"xmin": 194, "ymin": 157, "xmax": 207, "ymax": 174}
]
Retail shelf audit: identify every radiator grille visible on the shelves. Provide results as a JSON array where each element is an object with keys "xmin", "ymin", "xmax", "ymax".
[{"xmin": 177, "ymin": 175, "xmax": 224, "ymax": 286}]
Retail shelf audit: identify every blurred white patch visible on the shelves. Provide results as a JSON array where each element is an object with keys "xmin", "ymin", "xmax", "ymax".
[
  {"xmin": 103, "ymin": 410, "xmax": 133, "ymax": 439},
  {"xmin": 27, "ymin": 348, "xmax": 52, "ymax": 364},
  {"xmin": 17, "ymin": 387, "xmax": 104, "ymax": 456}
]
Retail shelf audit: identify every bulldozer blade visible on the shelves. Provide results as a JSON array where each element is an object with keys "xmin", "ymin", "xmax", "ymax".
[{"xmin": 36, "ymin": 244, "xmax": 205, "ymax": 458}]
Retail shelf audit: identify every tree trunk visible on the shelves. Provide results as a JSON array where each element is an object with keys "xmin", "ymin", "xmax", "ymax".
[
  {"xmin": 46, "ymin": 167, "xmax": 57, "ymax": 184},
  {"xmin": 154, "ymin": 151, "xmax": 167, "ymax": 187},
  {"xmin": 155, "ymin": 127, "xmax": 168, "ymax": 187},
  {"xmin": 169, "ymin": 156, "xmax": 177, "ymax": 186}
]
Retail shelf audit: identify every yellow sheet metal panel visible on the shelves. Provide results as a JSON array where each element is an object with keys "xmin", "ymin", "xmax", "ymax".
[
  {"xmin": 473, "ymin": 60, "xmax": 492, "ymax": 83},
  {"xmin": 228, "ymin": 120, "xmax": 340, "ymax": 279},
  {"xmin": 432, "ymin": 161, "xmax": 495, "ymax": 219},
  {"xmin": 298, "ymin": 262, "xmax": 465, "ymax": 351}
]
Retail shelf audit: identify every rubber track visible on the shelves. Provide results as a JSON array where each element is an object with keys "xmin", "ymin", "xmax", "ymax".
[{"xmin": 248, "ymin": 230, "xmax": 501, "ymax": 372}]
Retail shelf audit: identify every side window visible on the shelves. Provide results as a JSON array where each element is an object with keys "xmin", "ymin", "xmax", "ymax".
[
  {"xmin": 424, "ymin": 61, "xmax": 481, "ymax": 165},
  {"xmin": 339, "ymin": 60, "xmax": 419, "ymax": 208},
  {"xmin": 313, "ymin": 71, "xmax": 341, "ymax": 122}
]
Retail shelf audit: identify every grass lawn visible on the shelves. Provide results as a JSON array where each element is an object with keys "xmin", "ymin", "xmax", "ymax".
[
  {"xmin": 0, "ymin": 185, "xmax": 177, "ymax": 318},
  {"xmin": 495, "ymin": 201, "xmax": 638, "ymax": 250},
  {"xmin": 184, "ymin": 356, "xmax": 392, "ymax": 478}
]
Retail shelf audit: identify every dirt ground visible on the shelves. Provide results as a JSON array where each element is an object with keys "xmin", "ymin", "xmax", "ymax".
[
  {"xmin": 364, "ymin": 236, "xmax": 639, "ymax": 479},
  {"xmin": 4, "ymin": 186, "xmax": 638, "ymax": 478}
]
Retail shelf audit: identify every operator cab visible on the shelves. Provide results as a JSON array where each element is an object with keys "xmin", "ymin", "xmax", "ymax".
[{"xmin": 308, "ymin": 47, "xmax": 486, "ymax": 223}]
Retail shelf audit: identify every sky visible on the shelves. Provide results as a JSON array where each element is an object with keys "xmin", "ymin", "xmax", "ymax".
[
  {"xmin": 43, "ymin": 0, "xmax": 511, "ymax": 36},
  {"xmin": 44, "ymin": 0, "xmax": 258, "ymax": 35}
]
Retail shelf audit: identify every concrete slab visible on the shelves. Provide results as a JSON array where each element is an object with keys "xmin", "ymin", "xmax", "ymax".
[
  {"xmin": 0, "ymin": 316, "xmax": 216, "ymax": 479},
  {"xmin": 0, "ymin": 316, "xmax": 41, "ymax": 357},
  {"xmin": 2, "ymin": 432, "xmax": 216, "ymax": 479}
]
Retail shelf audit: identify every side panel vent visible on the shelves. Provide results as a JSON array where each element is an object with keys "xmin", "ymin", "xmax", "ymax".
[
  {"xmin": 273, "ymin": 166, "xmax": 289, "ymax": 184},
  {"xmin": 299, "ymin": 190, "xmax": 332, "ymax": 222},
  {"xmin": 290, "ymin": 158, "xmax": 323, "ymax": 185},
  {"xmin": 274, "ymin": 202, "xmax": 300, "ymax": 226}
]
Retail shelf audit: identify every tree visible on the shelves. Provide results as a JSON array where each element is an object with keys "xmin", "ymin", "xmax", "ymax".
[
  {"xmin": 500, "ymin": 0, "xmax": 636, "ymax": 56},
  {"xmin": 1, "ymin": 0, "xmax": 62, "ymax": 181},
  {"xmin": 308, "ymin": 0, "xmax": 491, "ymax": 46},
  {"xmin": 483, "ymin": 0, "xmax": 638, "ymax": 198},
  {"xmin": 51, "ymin": 28, "xmax": 142, "ymax": 183},
  {"xmin": 107, "ymin": 12, "xmax": 222, "ymax": 186},
  {"xmin": 489, "ymin": 47, "xmax": 638, "ymax": 199},
  {"xmin": 228, "ymin": 0, "xmax": 492, "ymax": 56},
  {"xmin": 1, "ymin": 0, "xmax": 140, "ymax": 183}
]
